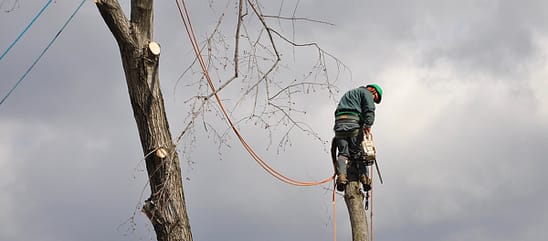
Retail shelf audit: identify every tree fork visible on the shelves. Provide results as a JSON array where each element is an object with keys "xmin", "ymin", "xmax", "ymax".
[{"xmin": 96, "ymin": 1, "xmax": 192, "ymax": 240}]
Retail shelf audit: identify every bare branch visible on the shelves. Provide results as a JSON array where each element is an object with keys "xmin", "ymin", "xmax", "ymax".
[
  {"xmin": 262, "ymin": 15, "xmax": 335, "ymax": 26},
  {"xmin": 95, "ymin": 0, "xmax": 132, "ymax": 46},
  {"xmin": 130, "ymin": 0, "xmax": 153, "ymax": 40},
  {"xmin": 174, "ymin": 0, "xmax": 349, "ymax": 158},
  {"xmin": 234, "ymin": 0, "xmax": 244, "ymax": 78},
  {"xmin": 268, "ymin": 82, "xmax": 336, "ymax": 101}
]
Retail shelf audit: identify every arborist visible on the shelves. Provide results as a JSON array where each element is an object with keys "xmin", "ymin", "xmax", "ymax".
[{"xmin": 332, "ymin": 83, "xmax": 383, "ymax": 192}]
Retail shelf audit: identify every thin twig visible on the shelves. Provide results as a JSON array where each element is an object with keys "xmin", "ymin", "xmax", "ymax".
[{"xmin": 261, "ymin": 15, "xmax": 335, "ymax": 26}]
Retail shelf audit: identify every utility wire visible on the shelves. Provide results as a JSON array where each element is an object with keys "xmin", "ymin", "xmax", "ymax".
[
  {"xmin": 0, "ymin": 0, "xmax": 53, "ymax": 61},
  {"xmin": 0, "ymin": 0, "xmax": 86, "ymax": 108}
]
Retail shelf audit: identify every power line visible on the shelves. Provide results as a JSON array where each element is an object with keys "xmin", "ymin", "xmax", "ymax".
[
  {"xmin": 0, "ymin": 0, "xmax": 53, "ymax": 61},
  {"xmin": 0, "ymin": 0, "xmax": 86, "ymax": 108}
]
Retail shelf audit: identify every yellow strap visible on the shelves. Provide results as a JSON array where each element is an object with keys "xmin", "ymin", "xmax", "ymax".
[{"xmin": 335, "ymin": 114, "xmax": 360, "ymax": 121}]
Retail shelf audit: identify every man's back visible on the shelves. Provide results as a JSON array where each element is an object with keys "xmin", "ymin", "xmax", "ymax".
[{"xmin": 335, "ymin": 86, "xmax": 376, "ymax": 127}]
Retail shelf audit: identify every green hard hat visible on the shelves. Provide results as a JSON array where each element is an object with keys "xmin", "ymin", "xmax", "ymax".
[{"xmin": 366, "ymin": 83, "xmax": 383, "ymax": 104}]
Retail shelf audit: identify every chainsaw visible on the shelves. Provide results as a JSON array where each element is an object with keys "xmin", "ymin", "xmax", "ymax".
[{"xmin": 362, "ymin": 132, "xmax": 384, "ymax": 184}]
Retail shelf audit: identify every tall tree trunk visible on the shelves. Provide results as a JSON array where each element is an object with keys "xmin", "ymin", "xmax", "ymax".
[{"xmin": 95, "ymin": 1, "xmax": 192, "ymax": 240}]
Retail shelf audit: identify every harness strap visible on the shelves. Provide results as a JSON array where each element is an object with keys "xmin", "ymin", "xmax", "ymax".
[
  {"xmin": 335, "ymin": 129, "xmax": 360, "ymax": 138},
  {"xmin": 335, "ymin": 114, "xmax": 360, "ymax": 121}
]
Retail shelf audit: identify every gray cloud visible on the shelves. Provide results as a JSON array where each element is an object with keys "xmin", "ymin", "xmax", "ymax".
[{"xmin": 1, "ymin": 1, "xmax": 547, "ymax": 241}]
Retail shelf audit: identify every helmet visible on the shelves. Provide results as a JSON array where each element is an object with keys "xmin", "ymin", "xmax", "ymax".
[{"xmin": 366, "ymin": 84, "xmax": 383, "ymax": 104}]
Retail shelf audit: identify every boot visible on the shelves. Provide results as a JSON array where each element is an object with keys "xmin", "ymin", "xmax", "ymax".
[
  {"xmin": 336, "ymin": 174, "xmax": 348, "ymax": 192},
  {"xmin": 360, "ymin": 175, "xmax": 371, "ymax": 191}
]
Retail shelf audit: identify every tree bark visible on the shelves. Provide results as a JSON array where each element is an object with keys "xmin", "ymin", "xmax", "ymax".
[
  {"xmin": 344, "ymin": 162, "xmax": 369, "ymax": 241},
  {"xmin": 344, "ymin": 181, "xmax": 369, "ymax": 241},
  {"xmin": 95, "ymin": 1, "xmax": 192, "ymax": 241}
]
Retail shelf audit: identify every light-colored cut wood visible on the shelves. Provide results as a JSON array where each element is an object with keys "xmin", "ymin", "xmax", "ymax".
[{"xmin": 148, "ymin": 41, "xmax": 160, "ymax": 55}]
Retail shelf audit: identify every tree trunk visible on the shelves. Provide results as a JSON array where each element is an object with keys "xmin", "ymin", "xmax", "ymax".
[
  {"xmin": 344, "ymin": 162, "xmax": 369, "ymax": 241},
  {"xmin": 95, "ymin": 1, "xmax": 192, "ymax": 241},
  {"xmin": 344, "ymin": 181, "xmax": 369, "ymax": 241}
]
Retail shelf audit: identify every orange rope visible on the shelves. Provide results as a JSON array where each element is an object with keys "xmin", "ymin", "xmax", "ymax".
[
  {"xmin": 174, "ymin": 0, "xmax": 333, "ymax": 187},
  {"xmin": 175, "ymin": 2, "xmax": 338, "ymax": 241}
]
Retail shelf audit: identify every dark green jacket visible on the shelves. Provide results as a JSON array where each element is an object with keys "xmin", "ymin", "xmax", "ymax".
[{"xmin": 334, "ymin": 86, "xmax": 376, "ymax": 127}]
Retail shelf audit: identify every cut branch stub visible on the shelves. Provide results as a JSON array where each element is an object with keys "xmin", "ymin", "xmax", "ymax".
[
  {"xmin": 156, "ymin": 147, "xmax": 168, "ymax": 159},
  {"xmin": 148, "ymin": 41, "xmax": 161, "ymax": 55}
]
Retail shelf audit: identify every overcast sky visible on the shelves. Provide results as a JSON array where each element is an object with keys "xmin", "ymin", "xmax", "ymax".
[{"xmin": 1, "ymin": 0, "xmax": 547, "ymax": 241}]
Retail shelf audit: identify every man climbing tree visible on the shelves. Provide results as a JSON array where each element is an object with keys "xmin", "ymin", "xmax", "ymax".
[
  {"xmin": 333, "ymin": 83, "xmax": 382, "ymax": 191},
  {"xmin": 332, "ymin": 83, "xmax": 382, "ymax": 241}
]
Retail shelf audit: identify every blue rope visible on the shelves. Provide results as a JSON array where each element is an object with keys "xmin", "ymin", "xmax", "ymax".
[
  {"xmin": 0, "ymin": 0, "xmax": 86, "ymax": 108},
  {"xmin": 0, "ymin": 0, "xmax": 54, "ymax": 61}
]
